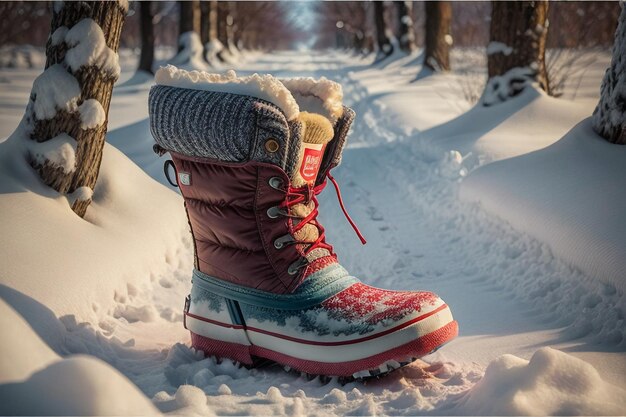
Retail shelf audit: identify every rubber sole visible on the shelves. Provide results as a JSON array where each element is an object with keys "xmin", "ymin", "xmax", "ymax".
[{"xmin": 190, "ymin": 320, "xmax": 458, "ymax": 378}]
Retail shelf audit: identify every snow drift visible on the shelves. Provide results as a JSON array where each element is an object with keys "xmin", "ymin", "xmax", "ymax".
[
  {"xmin": 451, "ymin": 348, "xmax": 626, "ymax": 415},
  {"xmin": 461, "ymin": 119, "xmax": 626, "ymax": 293},
  {"xmin": 0, "ymin": 300, "xmax": 158, "ymax": 415}
]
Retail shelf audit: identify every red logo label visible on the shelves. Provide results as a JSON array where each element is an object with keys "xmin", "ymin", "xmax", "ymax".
[{"xmin": 300, "ymin": 146, "xmax": 323, "ymax": 183}]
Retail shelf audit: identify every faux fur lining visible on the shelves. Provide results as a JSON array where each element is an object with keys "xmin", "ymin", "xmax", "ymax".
[
  {"xmin": 280, "ymin": 77, "xmax": 344, "ymax": 124},
  {"xmin": 155, "ymin": 65, "xmax": 300, "ymax": 121},
  {"xmin": 298, "ymin": 112, "xmax": 335, "ymax": 145},
  {"xmin": 155, "ymin": 66, "xmax": 345, "ymax": 126}
]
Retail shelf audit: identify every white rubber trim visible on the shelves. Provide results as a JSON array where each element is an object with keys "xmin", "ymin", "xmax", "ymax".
[
  {"xmin": 186, "ymin": 315, "xmax": 251, "ymax": 346},
  {"xmin": 246, "ymin": 307, "xmax": 454, "ymax": 363}
]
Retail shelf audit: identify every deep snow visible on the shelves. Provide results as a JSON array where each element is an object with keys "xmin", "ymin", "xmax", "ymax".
[{"xmin": 0, "ymin": 47, "xmax": 625, "ymax": 415}]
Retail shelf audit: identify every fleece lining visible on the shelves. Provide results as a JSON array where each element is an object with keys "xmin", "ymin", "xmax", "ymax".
[{"xmin": 155, "ymin": 66, "xmax": 345, "ymax": 125}]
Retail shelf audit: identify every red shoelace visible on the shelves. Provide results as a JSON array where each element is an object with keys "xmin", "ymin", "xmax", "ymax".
[{"xmin": 279, "ymin": 173, "xmax": 367, "ymax": 257}]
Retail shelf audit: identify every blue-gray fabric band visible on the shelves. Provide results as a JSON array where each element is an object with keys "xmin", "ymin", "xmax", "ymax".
[{"xmin": 191, "ymin": 264, "xmax": 358, "ymax": 310}]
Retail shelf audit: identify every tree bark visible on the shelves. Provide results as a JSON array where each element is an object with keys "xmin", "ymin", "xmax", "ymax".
[
  {"xmin": 373, "ymin": 1, "xmax": 393, "ymax": 58},
  {"xmin": 200, "ymin": 1, "xmax": 217, "ymax": 45},
  {"xmin": 138, "ymin": 1, "xmax": 154, "ymax": 74},
  {"xmin": 179, "ymin": 0, "xmax": 200, "ymax": 38},
  {"xmin": 217, "ymin": 2, "xmax": 232, "ymax": 48},
  {"xmin": 28, "ymin": 1, "xmax": 126, "ymax": 217},
  {"xmin": 424, "ymin": 1, "xmax": 452, "ymax": 71},
  {"xmin": 592, "ymin": 5, "xmax": 626, "ymax": 144},
  {"xmin": 228, "ymin": 1, "xmax": 239, "ymax": 50},
  {"xmin": 487, "ymin": 1, "xmax": 550, "ymax": 94},
  {"xmin": 395, "ymin": 1, "xmax": 416, "ymax": 53}
]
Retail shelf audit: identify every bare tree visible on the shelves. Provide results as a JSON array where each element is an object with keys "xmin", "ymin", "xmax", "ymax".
[
  {"xmin": 395, "ymin": 1, "xmax": 416, "ymax": 53},
  {"xmin": 138, "ymin": 1, "xmax": 154, "ymax": 74},
  {"xmin": 374, "ymin": 1, "xmax": 394, "ymax": 59},
  {"xmin": 0, "ymin": 2, "xmax": 51, "ymax": 48},
  {"xmin": 311, "ymin": 1, "xmax": 372, "ymax": 53},
  {"xmin": 592, "ymin": 5, "xmax": 625, "ymax": 145},
  {"xmin": 179, "ymin": 0, "xmax": 200, "ymax": 40},
  {"xmin": 216, "ymin": 1, "xmax": 231, "ymax": 60},
  {"xmin": 23, "ymin": 1, "xmax": 126, "ymax": 217},
  {"xmin": 424, "ymin": 1, "xmax": 452, "ymax": 71},
  {"xmin": 200, "ymin": 1, "xmax": 218, "ymax": 61},
  {"xmin": 486, "ymin": 0, "xmax": 550, "ymax": 102},
  {"xmin": 546, "ymin": 1, "xmax": 620, "ymax": 97},
  {"xmin": 169, "ymin": 0, "xmax": 202, "ymax": 66}
]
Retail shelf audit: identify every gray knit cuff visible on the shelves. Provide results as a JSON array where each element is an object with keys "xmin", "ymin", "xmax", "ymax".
[
  {"xmin": 149, "ymin": 85, "xmax": 300, "ymax": 172},
  {"xmin": 318, "ymin": 106, "xmax": 355, "ymax": 182}
]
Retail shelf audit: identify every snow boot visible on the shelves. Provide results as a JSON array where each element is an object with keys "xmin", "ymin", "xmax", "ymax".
[{"xmin": 149, "ymin": 67, "xmax": 458, "ymax": 378}]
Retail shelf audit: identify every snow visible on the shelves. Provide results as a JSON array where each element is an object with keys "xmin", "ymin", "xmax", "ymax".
[
  {"xmin": 155, "ymin": 65, "xmax": 300, "ymax": 121},
  {"xmin": 25, "ymin": 132, "xmax": 77, "ymax": 174},
  {"xmin": 452, "ymin": 348, "xmax": 626, "ymax": 415},
  {"xmin": 204, "ymin": 39, "xmax": 225, "ymax": 66},
  {"xmin": 78, "ymin": 98, "xmax": 106, "ymax": 129},
  {"xmin": 1, "ymin": 47, "xmax": 624, "ymax": 415},
  {"xmin": 0, "ymin": 356, "xmax": 159, "ymax": 415},
  {"xmin": 31, "ymin": 64, "xmax": 80, "ymax": 119},
  {"xmin": 481, "ymin": 66, "xmax": 537, "ymax": 106},
  {"xmin": 169, "ymin": 32, "xmax": 208, "ymax": 71},
  {"xmin": 0, "ymin": 45, "xmax": 46, "ymax": 69},
  {"xmin": 50, "ymin": 26, "xmax": 68, "ymax": 47},
  {"xmin": 461, "ymin": 119, "xmax": 626, "ymax": 292},
  {"xmin": 0, "ymin": 300, "xmax": 158, "ymax": 415},
  {"xmin": 68, "ymin": 185, "xmax": 93, "ymax": 204},
  {"xmin": 65, "ymin": 18, "xmax": 121, "ymax": 79},
  {"xmin": 0, "ymin": 300, "xmax": 59, "ymax": 383},
  {"xmin": 486, "ymin": 40, "xmax": 513, "ymax": 56},
  {"xmin": 280, "ymin": 77, "xmax": 344, "ymax": 123}
]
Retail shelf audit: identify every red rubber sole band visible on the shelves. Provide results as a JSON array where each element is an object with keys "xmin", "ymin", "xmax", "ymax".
[{"xmin": 190, "ymin": 320, "xmax": 458, "ymax": 377}]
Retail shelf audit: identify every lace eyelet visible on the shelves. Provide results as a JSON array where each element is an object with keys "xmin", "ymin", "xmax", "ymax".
[
  {"xmin": 266, "ymin": 206, "xmax": 282, "ymax": 219},
  {"xmin": 268, "ymin": 177, "xmax": 283, "ymax": 190},
  {"xmin": 287, "ymin": 258, "xmax": 307, "ymax": 275},
  {"xmin": 274, "ymin": 234, "xmax": 294, "ymax": 249}
]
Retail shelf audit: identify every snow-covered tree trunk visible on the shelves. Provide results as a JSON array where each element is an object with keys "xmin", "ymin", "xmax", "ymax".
[
  {"xmin": 228, "ymin": 1, "xmax": 240, "ymax": 51},
  {"xmin": 200, "ymin": 1, "xmax": 221, "ymax": 64},
  {"xmin": 200, "ymin": 1, "xmax": 217, "ymax": 46},
  {"xmin": 170, "ymin": 0, "xmax": 203, "ymax": 67},
  {"xmin": 395, "ymin": 1, "xmax": 416, "ymax": 54},
  {"xmin": 138, "ymin": 1, "xmax": 154, "ymax": 74},
  {"xmin": 216, "ymin": 1, "xmax": 234, "ymax": 61},
  {"xmin": 485, "ymin": 0, "xmax": 550, "ymax": 104},
  {"xmin": 424, "ymin": 1, "xmax": 452, "ymax": 71},
  {"xmin": 374, "ymin": 1, "xmax": 394, "ymax": 59},
  {"xmin": 592, "ymin": 4, "xmax": 626, "ymax": 145},
  {"xmin": 26, "ymin": 1, "xmax": 126, "ymax": 217}
]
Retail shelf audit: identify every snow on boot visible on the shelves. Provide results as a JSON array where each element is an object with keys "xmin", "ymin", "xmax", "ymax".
[{"xmin": 149, "ymin": 66, "xmax": 458, "ymax": 378}]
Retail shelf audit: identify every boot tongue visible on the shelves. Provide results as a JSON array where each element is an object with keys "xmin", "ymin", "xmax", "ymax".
[{"xmin": 292, "ymin": 112, "xmax": 335, "ymax": 188}]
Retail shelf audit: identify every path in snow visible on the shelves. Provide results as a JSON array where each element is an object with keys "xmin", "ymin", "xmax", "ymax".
[
  {"xmin": 235, "ymin": 51, "xmax": 626, "ymax": 386},
  {"xmin": 2, "ymin": 50, "xmax": 624, "ymax": 415},
  {"xmin": 101, "ymin": 51, "xmax": 624, "ymax": 414}
]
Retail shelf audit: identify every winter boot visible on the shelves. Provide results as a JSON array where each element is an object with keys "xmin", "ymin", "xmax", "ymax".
[{"xmin": 149, "ymin": 66, "xmax": 458, "ymax": 378}]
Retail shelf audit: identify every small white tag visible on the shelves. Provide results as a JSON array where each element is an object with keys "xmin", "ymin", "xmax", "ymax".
[{"xmin": 178, "ymin": 172, "xmax": 191, "ymax": 186}]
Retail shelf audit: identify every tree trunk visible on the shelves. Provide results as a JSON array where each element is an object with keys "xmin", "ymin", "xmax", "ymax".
[
  {"xmin": 216, "ymin": 1, "xmax": 232, "ymax": 60},
  {"xmin": 200, "ymin": 1, "xmax": 209, "ymax": 45},
  {"xmin": 138, "ymin": 1, "xmax": 154, "ymax": 74},
  {"xmin": 217, "ymin": 2, "xmax": 233, "ymax": 48},
  {"xmin": 373, "ymin": 1, "xmax": 393, "ymax": 58},
  {"xmin": 487, "ymin": 1, "xmax": 550, "ymax": 94},
  {"xmin": 424, "ymin": 1, "xmax": 452, "ymax": 71},
  {"xmin": 27, "ymin": 1, "xmax": 126, "ymax": 217},
  {"xmin": 228, "ymin": 2, "xmax": 239, "ymax": 50},
  {"xmin": 395, "ymin": 1, "xmax": 416, "ymax": 53},
  {"xmin": 592, "ymin": 5, "xmax": 626, "ymax": 144},
  {"xmin": 179, "ymin": 0, "xmax": 200, "ymax": 38}
]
